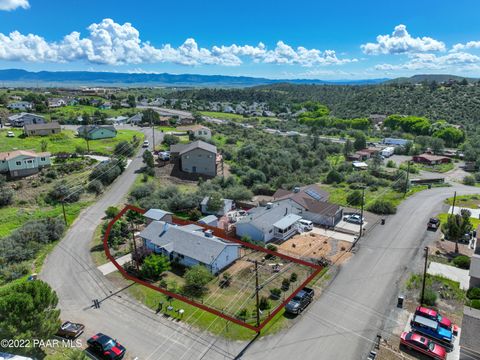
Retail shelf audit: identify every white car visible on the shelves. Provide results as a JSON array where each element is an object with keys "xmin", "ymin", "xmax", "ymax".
[
  {"xmin": 6, "ymin": 131, "xmax": 14, "ymax": 137},
  {"xmin": 299, "ymin": 219, "xmax": 313, "ymax": 231},
  {"xmin": 142, "ymin": 140, "xmax": 150, "ymax": 148},
  {"xmin": 344, "ymin": 214, "xmax": 364, "ymax": 224},
  {"xmin": 159, "ymin": 151, "xmax": 170, "ymax": 161}
]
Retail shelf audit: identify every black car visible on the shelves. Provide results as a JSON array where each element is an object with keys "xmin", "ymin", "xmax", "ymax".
[
  {"xmin": 285, "ymin": 287, "xmax": 314, "ymax": 314},
  {"xmin": 87, "ymin": 333, "xmax": 126, "ymax": 359}
]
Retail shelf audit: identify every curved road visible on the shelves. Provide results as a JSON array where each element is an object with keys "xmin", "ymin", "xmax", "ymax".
[{"xmin": 42, "ymin": 147, "xmax": 478, "ymax": 360}]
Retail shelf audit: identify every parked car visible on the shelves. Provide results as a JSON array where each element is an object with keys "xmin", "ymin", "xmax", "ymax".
[
  {"xmin": 87, "ymin": 333, "xmax": 126, "ymax": 359},
  {"xmin": 285, "ymin": 287, "xmax": 314, "ymax": 315},
  {"xmin": 400, "ymin": 331, "xmax": 446, "ymax": 359},
  {"xmin": 6, "ymin": 131, "xmax": 15, "ymax": 137},
  {"xmin": 415, "ymin": 306, "xmax": 458, "ymax": 335},
  {"xmin": 142, "ymin": 140, "xmax": 150, "ymax": 148},
  {"xmin": 427, "ymin": 218, "xmax": 440, "ymax": 230},
  {"xmin": 344, "ymin": 214, "xmax": 364, "ymax": 224},
  {"xmin": 158, "ymin": 151, "xmax": 170, "ymax": 161},
  {"xmin": 56, "ymin": 321, "xmax": 85, "ymax": 339},
  {"xmin": 298, "ymin": 219, "xmax": 313, "ymax": 231},
  {"xmin": 410, "ymin": 315, "xmax": 453, "ymax": 350}
]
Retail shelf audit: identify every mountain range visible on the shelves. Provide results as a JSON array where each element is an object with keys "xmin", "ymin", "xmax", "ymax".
[{"xmin": 0, "ymin": 69, "xmax": 388, "ymax": 87}]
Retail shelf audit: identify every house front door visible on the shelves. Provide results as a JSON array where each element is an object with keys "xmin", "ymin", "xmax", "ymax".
[{"xmin": 192, "ymin": 166, "xmax": 197, "ymax": 173}]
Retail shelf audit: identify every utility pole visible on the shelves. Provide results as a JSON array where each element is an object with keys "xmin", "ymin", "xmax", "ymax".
[
  {"xmin": 130, "ymin": 221, "xmax": 140, "ymax": 272},
  {"xmin": 420, "ymin": 247, "xmax": 429, "ymax": 305},
  {"xmin": 451, "ymin": 191, "xmax": 457, "ymax": 216},
  {"xmin": 255, "ymin": 260, "xmax": 260, "ymax": 328},
  {"xmin": 151, "ymin": 119, "xmax": 156, "ymax": 152},
  {"xmin": 359, "ymin": 187, "xmax": 365, "ymax": 238},
  {"xmin": 61, "ymin": 198, "xmax": 67, "ymax": 225},
  {"xmin": 403, "ymin": 161, "xmax": 410, "ymax": 197}
]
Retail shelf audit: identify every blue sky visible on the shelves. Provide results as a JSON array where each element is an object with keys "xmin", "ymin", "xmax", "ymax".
[{"xmin": 1, "ymin": 0, "xmax": 480, "ymax": 79}]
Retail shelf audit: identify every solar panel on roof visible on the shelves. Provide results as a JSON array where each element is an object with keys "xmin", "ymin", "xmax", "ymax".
[{"xmin": 305, "ymin": 189, "xmax": 322, "ymax": 201}]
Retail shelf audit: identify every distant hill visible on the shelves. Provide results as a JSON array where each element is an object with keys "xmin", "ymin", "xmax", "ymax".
[
  {"xmin": 0, "ymin": 69, "xmax": 388, "ymax": 87},
  {"xmin": 386, "ymin": 74, "xmax": 478, "ymax": 84}
]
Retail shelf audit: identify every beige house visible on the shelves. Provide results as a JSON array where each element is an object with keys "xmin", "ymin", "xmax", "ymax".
[
  {"xmin": 24, "ymin": 122, "xmax": 61, "ymax": 136},
  {"xmin": 177, "ymin": 125, "xmax": 212, "ymax": 140}
]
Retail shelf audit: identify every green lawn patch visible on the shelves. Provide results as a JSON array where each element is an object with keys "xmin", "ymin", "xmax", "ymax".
[
  {"xmin": 0, "ymin": 129, "xmax": 143, "ymax": 155},
  {"xmin": 437, "ymin": 212, "xmax": 480, "ymax": 229},
  {"xmin": 419, "ymin": 162, "xmax": 455, "ymax": 173},
  {"xmin": 199, "ymin": 111, "xmax": 245, "ymax": 120},
  {"xmin": 444, "ymin": 194, "xmax": 480, "ymax": 208}
]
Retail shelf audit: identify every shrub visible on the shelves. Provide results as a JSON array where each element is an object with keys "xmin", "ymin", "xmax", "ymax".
[
  {"xmin": 45, "ymin": 182, "xmax": 81, "ymax": 204},
  {"xmin": 467, "ymin": 287, "xmax": 480, "ymax": 300},
  {"xmin": 163, "ymin": 134, "xmax": 180, "ymax": 146},
  {"xmin": 468, "ymin": 299, "xmax": 480, "ymax": 310},
  {"xmin": 89, "ymin": 158, "xmax": 125, "ymax": 186},
  {"xmin": 346, "ymin": 190, "xmax": 363, "ymax": 206},
  {"xmin": 386, "ymin": 160, "xmax": 396, "ymax": 168},
  {"xmin": 141, "ymin": 254, "xmax": 171, "ymax": 280},
  {"xmin": 281, "ymin": 278, "xmax": 290, "ymax": 290},
  {"xmin": 0, "ymin": 186, "xmax": 14, "ymax": 207},
  {"xmin": 325, "ymin": 169, "xmax": 344, "ymax": 184},
  {"xmin": 270, "ymin": 288, "xmax": 282, "ymax": 299},
  {"xmin": 114, "ymin": 141, "xmax": 135, "ymax": 158},
  {"xmin": 366, "ymin": 199, "xmax": 397, "ymax": 215},
  {"xmin": 183, "ymin": 265, "xmax": 214, "ymax": 298},
  {"xmin": 237, "ymin": 308, "xmax": 248, "ymax": 320},
  {"xmin": 105, "ymin": 206, "xmax": 119, "ymax": 219},
  {"xmin": 290, "ymin": 273, "xmax": 298, "ymax": 282},
  {"xmin": 87, "ymin": 180, "xmax": 103, "ymax": 195},
  {"xmin": 452, "ymin": 255, "xmax": 471, "ymax": 269},
  {"xmin": 259, "ymin": 296, "xmax": 271, "ymax": 310},
  {"xmin": 422, "ymin": 289, "xmax": 437, "ymax": 306},
  {"xmin": 463, "ymin": 175, "xmax": 476, "ymax": 186}
]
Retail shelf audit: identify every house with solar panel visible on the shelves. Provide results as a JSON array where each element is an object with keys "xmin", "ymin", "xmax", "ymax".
[{"xmin": 139, "ymin": 221, "xmax": 240, "ymax": 274}]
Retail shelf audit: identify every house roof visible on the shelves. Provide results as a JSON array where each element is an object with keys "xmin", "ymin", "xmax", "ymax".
[
  {"xmin": 24, "ymin": 122, "xmax": 61, "ymax": 131},
  {"xmin": 139, "ymin": 221, "xmax": 239, "ymax": 265},
  {"xmin": 0, "ymin": 150, "xmax": 50, "ymax": 161},
  {"xmin": 460, "ymin": 306, "xmax": 480, "ymax": 356},
  {"xmin": 128, "ymin": 113, "xmax": 143, "ymax": 122},
  {"xmin": 170, "ymin": 140, "xmax": 217, "ymax": 155},
  {"xmin": 143, "ymin": 209, "xmax": 172, "ymax": 221},
  {"xmin": 353, "ymin": 161, "xmax": 369, "ymax": 168},
  {"xmin": 77, "ymin": 125, "xmax": 117, "ymax": 134},
  {"xmin": 198, "ymin": 215, "xmax": 218, "ymax": 224},
  {"xmin": 414, "ymin": 153, "xmax": 451, "ymax": 162},
  {"xmin": 272, "ymin": 214, "xmax": 302, "ymax": 229},
  {"xmin": 273, "ymin": 184, "xmax": 329, "ymax": 205},
  {"xmin": 302, "ymin": 198, "xmax": 341, "ymax": 217},
  {"xmin": 8, "ymin": 112, "xmax": 44, "ymax": 121},
  {"xmin": 238, "ymin": 201, "xmax": 301, "ymax": 232}
]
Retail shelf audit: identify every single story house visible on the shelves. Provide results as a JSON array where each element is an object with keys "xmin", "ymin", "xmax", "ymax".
[
  {"xmin": 177, "ymin": 125, "xmax": 212, "ymax": 140},
  {"xmin": 107, "ymin": 116, "xmax": 129, "ymax": 125},
  {"xmin": 412, "ymin": 153, "xmax": 452, "ymax": 165},
  {"xmin": 48, "ymin": 98, "xmax": 67, "ymax": 108},
  {"xmin": 198, "ymin": 215, "xmax": 219, "ymax": 227},
  {"xmin": 200, "ymin": 196, "xmax": 234, "ymax": 216},
  {"xmin": 77, "ymin": 125, "xmax": 117, "ymax": 140},
  {"xmin": 348, "ymin": 148, "xmax": 379, "ymax": 161},
  {"xmin": 170, "ymin": 140, "xmax": 217, "ymax": 177},
  {"xmin": 139, "ymin": 221, "xmax": 240, "ymax": 274},
  {"xmin": 24, "ymin": 122, "xmax": 61, "ymax": 136},
  {"xmin": 127, "ymin": 113, "xmax": 143, "ymax": 125},
  {"xmin": 382, "ymin": 138, "xmax": 410, "ymax": 147},
  {"xmin": 143, "ymin": 208, "xmax": 173, "ymax": 225},
  {"xmin": 8, "ymin": 113, "xmax": 45, "ymax": 127},
  {"xmin": 7, "ymin": 101, "xmax": 33, "ymax": 111},
  {"xmin": 0, "ymin": 150, "xmax": 51, "ymax": 178},
  {"xmin": 272, "ymin": 184, "xmax": 343, "ymax": 227},
  {"xmin": 235, "ymin": 202, "xmax": 303, "ymax": 243}
]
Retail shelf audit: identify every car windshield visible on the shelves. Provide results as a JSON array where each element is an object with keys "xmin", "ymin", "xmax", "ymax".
[{"xmin": 428, "ymin": 342, "xmax": 436, "ymax": 352}]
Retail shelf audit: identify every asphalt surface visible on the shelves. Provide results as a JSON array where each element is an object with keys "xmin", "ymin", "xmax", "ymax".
[{"xmin": 41, "ymin": 131, "xmax": 479, "ymax": 360}]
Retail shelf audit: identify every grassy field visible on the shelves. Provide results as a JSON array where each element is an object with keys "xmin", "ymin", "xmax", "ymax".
[
  {"xmin": 199, "ymin": 111, "xmax": 246, "ymax": 120},
  {"xmin": 0, "ymin": 128, "xmax": 143, "ymax": 155},
  {"xmin": 445, "ymin": 194, "xmax": 480, "ymax": 208},
  {"xmin": 418, "ymin": 162, "xmax": 455, "ymax": 173},
  {"xmin": 48, "ymin": 105, "xmax": 135, "ymax": 120},
  {"xmin": 437, "ymin": 212, "xmax": 480, "ymax": 229}
]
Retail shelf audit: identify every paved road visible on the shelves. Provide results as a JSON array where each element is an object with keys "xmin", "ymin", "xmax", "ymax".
[{"xmin": 41, "ymin": 128, "xmax": 479, "ymax": 360}]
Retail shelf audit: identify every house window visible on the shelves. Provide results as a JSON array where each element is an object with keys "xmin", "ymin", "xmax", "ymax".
[
  {"xmin": 40, "ymin": 157, "xmax": 45, "ymax": 161},
  {"xmin": 198, "ymin": 154, "xmax": 202, "ymax": 157},
  {"xmin": 16, "ymin": 161, "xmax": 21, "ymax": 166},
  {"xmin": 27, "ymin": 160, "xmax": 33, "ymax": 164}
]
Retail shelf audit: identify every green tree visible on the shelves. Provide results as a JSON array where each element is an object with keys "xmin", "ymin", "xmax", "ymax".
[
  {"xmin": 142, "ymin": 108, "xmax": 160, "ymax": 125},
  {"xmin": 353, "ymin": 132, "xmax": 366, "ymax": 151},
  {"xmin": 0, "ymin": 280, "xmax": 61, "ymax": 356},
  {"xmin": 40, "ymin": 139, "xmax": 48, "ymax": 152},
  {"xmin": 163, "ymin": 134, "xmax": 180, "ymax": 146},
  {"xmin": 463, "ymin": 175, "xmax": 476, "ymax": 186},
  {"xmin": 207, "ymin": 193, "xmax": 223, "ymax": 212},
  {"xmin": 429, "ymin": 137, "xmax": 445, "ymax": 155},
  {"xmin": 142, "ymin": 150, "xmax": 154, "ymax": 168},
  {"xmin": 141, "ymin": 254, "xmax": 171, "ymax": 280},
  {"xmin": 346, "ymin": 190, "xmax": 363, "ymax": 206},
  {"xmin": 114, "ymin": 141, "xmax": 135, "ymax": 158},
  {"xmin": 183, "ymin": 265, "xmax": 214, "ymax": 297},
  {"xmin": 325, "ymin": 169, "xmax": 343, "ymax": 184}
]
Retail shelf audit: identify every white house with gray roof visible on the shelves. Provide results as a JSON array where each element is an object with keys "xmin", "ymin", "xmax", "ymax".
[
  {"xmin": 235, "ymin": 202, "xmax": 303, "ymax": 243},
  {"xmin": 139, "ymin": 221, "xmax": 239, "ymax": 274}
]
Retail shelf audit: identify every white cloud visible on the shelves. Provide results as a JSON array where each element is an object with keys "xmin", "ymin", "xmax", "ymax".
[
  {"xmin": 451, "ymin": 41, "xmax": 480, "ymax": 52},
  {"xmin": 361, "ymin": 24, "xmax": 445, "ymax": 55},
  {"xmin": 0, "ymin": 0, "xmax": 29, "ymax": 11},
  {"xmin": 0, "ymin": 18, "xmax": 355, "ymax": 67},
  {"xmin": 375, "ymin": 52, "xmax": 480, "ymax": 71}
]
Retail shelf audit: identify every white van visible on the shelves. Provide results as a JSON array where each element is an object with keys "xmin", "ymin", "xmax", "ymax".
[{"xmin": 299, "ymin": 219, "xmax": 313, "ymax": 231}]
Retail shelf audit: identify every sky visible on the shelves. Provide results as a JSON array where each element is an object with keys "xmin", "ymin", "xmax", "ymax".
[{"xmin": 1, "ymin": 0, "xmax": 480, "ymax": 80}]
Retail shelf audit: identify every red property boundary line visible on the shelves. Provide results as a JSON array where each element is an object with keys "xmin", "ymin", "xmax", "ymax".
[{"xmin": 103, "ymin": 204, "xmax": 323, "ymax": 333}]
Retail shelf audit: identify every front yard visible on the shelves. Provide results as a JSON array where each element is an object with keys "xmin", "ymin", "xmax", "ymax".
[{"xmin": 0, "ymin": 128, "xmax": 143, "ymax": 155}]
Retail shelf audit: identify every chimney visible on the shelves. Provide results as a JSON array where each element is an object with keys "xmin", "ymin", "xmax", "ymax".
[{"xmin": 204, "ymin": 229, "xmax": 213, "ymax": 238}]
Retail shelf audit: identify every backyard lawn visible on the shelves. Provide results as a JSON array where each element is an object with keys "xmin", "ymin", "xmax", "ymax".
[{"xmin": 0, "ymin": 128, "xmax": 143, "ymax": 155}]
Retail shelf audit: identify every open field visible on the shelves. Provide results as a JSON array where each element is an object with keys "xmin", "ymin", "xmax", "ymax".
[
  {"xmin": 0, "ymin": 128, "xmax": 143, "ymax": 155},
  {"xmin": 48, "ymin": 105, "xmax": 136, "ymax": 120},
  {"xmin": 445, "ymin": 193, "xmax": 480, "ymax": 208}
]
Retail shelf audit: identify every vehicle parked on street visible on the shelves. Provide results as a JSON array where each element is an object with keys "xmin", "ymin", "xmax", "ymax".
[
  {"xmin": 285, "ymin": 287, "xmax": 314, "ymax": 315},
  {"xmin": 410, "ymin": 315, "xmax": 453, "ymax": 350},
  {"xmin": 56, "ymin": 321, "xmax": 85, "ymax": 339},
  {"xmin": 6, "ymin": 131, "xmax": 14, "ymax": 137},
  {"xmin": 299, "ymin": 219, "xmax": 313, "ymax": 231},
  {"xmin": 400, "ymin": 331, "xmax": 446, "ymax": 359},
  {"xmin": 344, "ymin": 214, "xmax": 364, "ymax": 224},
  {"xmin": 427, "ymin": 218, "xmax": 440, "ymax": 231},
  {"xmin": 87, "ymin": 333, "xmax": 126, "ymax": 359},
  {"xmin": 142, "ymin": 140, "xmax": 150, "ymax": 148},
  {"xmin": 415, "ymin": 306, "xmax": 458, "ymax": 334}
]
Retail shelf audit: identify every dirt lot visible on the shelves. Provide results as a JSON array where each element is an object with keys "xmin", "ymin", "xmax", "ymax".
[{"xmin": 276, "ymin": 232, "xmax": 352, "ymax": 265}]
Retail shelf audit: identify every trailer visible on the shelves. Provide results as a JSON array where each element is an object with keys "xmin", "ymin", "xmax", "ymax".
[{"xmin": 381, "ymin": 147, "xmax": 395, "ymax": 158}]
